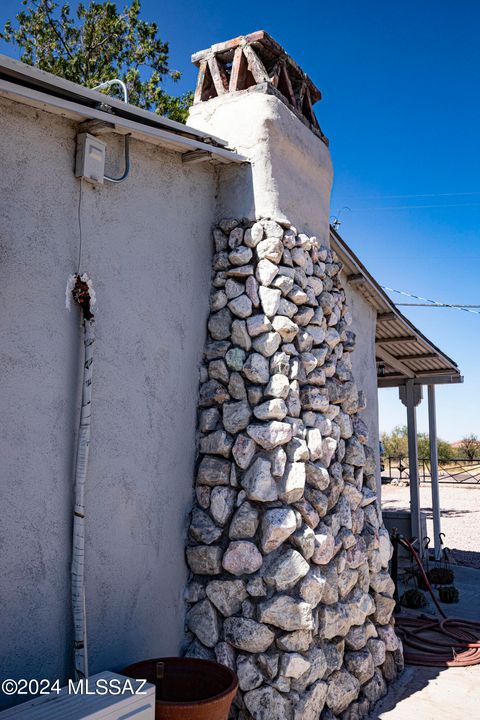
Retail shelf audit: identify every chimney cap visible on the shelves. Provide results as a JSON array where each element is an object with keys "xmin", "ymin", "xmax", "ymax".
[{"xmin": 191, "ymin": 30, "xmax": 326, "ymax": 142}]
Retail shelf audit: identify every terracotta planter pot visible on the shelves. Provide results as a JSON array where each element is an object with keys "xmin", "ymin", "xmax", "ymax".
[{"xmin": 122, "ymin": 657, "xmax": 238, "ymax": 720}]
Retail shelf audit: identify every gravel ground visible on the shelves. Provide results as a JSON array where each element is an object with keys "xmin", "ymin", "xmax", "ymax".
[{"xmin": 381, "ymin": 483, "xmax": 480, "ymax": 568}]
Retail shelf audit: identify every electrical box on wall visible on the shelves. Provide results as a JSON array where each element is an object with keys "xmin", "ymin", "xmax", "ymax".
[{"xmin": 75, "ymin": 133, "xmax": 106, "ymax": 184}]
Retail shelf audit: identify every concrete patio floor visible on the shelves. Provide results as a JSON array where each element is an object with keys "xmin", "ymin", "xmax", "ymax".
[{"xmin": 369, "ymin": 563, "xmax": 480, "ymax": 719}]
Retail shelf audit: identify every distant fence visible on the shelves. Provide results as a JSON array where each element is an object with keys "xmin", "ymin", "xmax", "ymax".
[{"xmin": 382, "ymin": 457, "xmax": 480, "ymax": 485}]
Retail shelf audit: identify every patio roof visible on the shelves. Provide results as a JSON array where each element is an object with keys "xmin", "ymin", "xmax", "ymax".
[{"xmin": 330, "ymin": 226, "xmax": 463, "ymax": 389}]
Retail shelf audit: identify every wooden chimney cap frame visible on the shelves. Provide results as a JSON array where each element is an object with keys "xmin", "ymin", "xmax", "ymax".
[{"xmin": 192, "ymin": 30, "xmax": 328, "ymax": 144}]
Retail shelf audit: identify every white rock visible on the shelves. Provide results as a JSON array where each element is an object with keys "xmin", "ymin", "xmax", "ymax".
[
  {"xmin": 246, "ymin": 421, "xmax": 292, "ymax": 449},
  {"xmin": 278, "ymin": 462, "xmax": 306, "ymax": 503},
  {"xmin": 253, "ymin": 398, "xmax": 288, "ymax": 421},
  {"xmin": 252, "ymin": 331, "xmax": 282, "ymax": 357},
  {"xmin": 272, "ymin": 315, "xmax": 299, "ymax": 341},
  {"xmin": 259, "ymin": 596, "xmax": 314, "ymax": 631},
  {"xmin": 232, "ymin": 434, "xmax": 256, "ymax": 470},
  {"xmin": 257, "ymin": 237, "xmax": 284, "ymax": 264},
  {"xmin": 281, "ymin": 652, "xmax": 311, "ymax": 679},
  {"xmin": 244, "ymin": 687, "xmax": 292, "ymax": 720},
  {"xmin": 256, "ymin": 258, "xmax": 279, "ymax": 285},
  {"xmin": 263, "ymin": 549, "xmax": 310, "ymax": 591},
  {"xmin": 259, "ymin": 285, "xmax": 281, "ymax": 317},
  {"xmin": 265, "ymin": 373, "xmax": 290, "ymax": 399}
]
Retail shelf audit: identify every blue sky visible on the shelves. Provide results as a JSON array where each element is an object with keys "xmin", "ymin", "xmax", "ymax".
[{"xmin": 1, "ymin": 0, "xmax": 479, "ymax": 441}]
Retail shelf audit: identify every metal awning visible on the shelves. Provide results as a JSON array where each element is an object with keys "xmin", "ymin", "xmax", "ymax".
[
  {"xmin": 330, "ymin": 226, "xmax": 463, "ymax": 389},
  {"xmin": 0, "ymin": 54, "xmax": 247, "ymax": 165}
]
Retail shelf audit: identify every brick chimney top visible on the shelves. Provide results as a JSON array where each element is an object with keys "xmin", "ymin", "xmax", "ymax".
[{"xmin": 191, "ymin": 30, "xmax": 327, "ymax": 143}]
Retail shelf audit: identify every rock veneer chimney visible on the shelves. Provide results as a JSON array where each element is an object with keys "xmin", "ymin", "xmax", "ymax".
[
  {"xmin": 187, "ymin": 32, "xmax": 333, "ymax": 240},
  {"xmin": 184, "ymin": 33, "xmax": 402, "ymax": 720}
]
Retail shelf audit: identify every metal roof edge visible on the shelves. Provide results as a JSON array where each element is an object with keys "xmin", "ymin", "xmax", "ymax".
[{"xmin": 329, "ymin": 225, "xmax": 461, "ymax": 378}]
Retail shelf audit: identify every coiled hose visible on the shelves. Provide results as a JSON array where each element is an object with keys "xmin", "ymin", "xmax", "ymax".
[{"xmin": 394, "ymin": 536, "xmax": 480, "ymax": 667}]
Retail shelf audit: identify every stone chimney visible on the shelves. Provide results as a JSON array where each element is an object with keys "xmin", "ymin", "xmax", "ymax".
[{"xmin": 187, "ymin": 31, "xmax": 333, "ymax": 241}]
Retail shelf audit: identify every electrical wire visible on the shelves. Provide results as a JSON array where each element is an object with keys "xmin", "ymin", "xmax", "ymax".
[
  {"xmin": 76, "ymin": 178, "xmax": 84, "ymax": 275},
  {"xmin": 382, "ymin": 286, "xmax": 480, "ymax": 315}
]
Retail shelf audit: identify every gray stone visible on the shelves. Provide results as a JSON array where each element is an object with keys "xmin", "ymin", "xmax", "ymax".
[
  {"xmin": 247, "ymin": 313, "xmax": 272, "ymax": 337},
  {"xmin": 376, "ymin": 624, "xmax": 400, "ymax": 652},
  {"xmin": 222, "ymin": 400, "xmax": 251, "ymax": 434},
  {"xmin": 204, "ymin": 340, "xmax": 230, "ymax": 360},
  {"xmin": 243, "ymin": 352, "xmax": 270, "ymax": 383},
  {"xmin": 237, "ymin": 655, "xmax": 263, "ymax": 691},
  {"xmin": 199, "ymin": 430, "xmax": 232, "ymax": 458},
  {"xmin": 208, "ymin": 308, "xmax": 232, "ymax": 340},
  {"xmin": 264, "ymin": 549, "xmax": 310, "ymax": 591},
  {"xmin": 291, "ymin": 524, "xmax": 316, "ymax": 559},
  {"xmin": 259, "ymin": 596, "xmax": 314, "ymax": 631},
  {"xmin": 272, "ymin": 273, "xmax": 295, "ymax": 295},
  {"xmin": 244, "ymin": 686, "xmax": 292, "ymax": 720},
  {"xmin": 247, "ymin": 421, "xmax": 292, "ymax": 450},
  {"xmin": 252, "ymin": 331, "xmax": 282, "ymax": 357},
  {"xmin": 291, "ymin": 647, "xmax": 327, "ymax": 693},
  {"xmin": 263, "ymin": 220, "xmax": 284, "ymax": 238},
  {"xmin": 287, "ymin": 438, "xmax": 309, "ymax": 462},
  {"xmin": 228, "ymin": 294, "xmax": 253, "ymax": 319},
  {"xmin": 278, "ymin": 462, "xmax": 306, "ymax": 502},
  {"xmin": 246, "ymin": 274, "xmax": 260, "ymax": 307},
  {"xmin": 197, "ymin": 456, "xmax": 231, "ymax": 486},
  {"xmin": 373, "ymin": 593, "xmax": 396, "ymax": 625},
  {"xmin": 304, "ymin": 487, "xmax": 328, "ymax": 518},
  {"xmin": 208, "ymin": 359, "xmax": 230, "ymax": 384},
  {"xmin": 229, "ymin": 246, "xmax": 252, "ymax": 266},
  {"xmin": 277, "ymin": 297, "xmax": 298, "ymax": 318},
  {"xmin": 199, "ymin": 380, "xmax": 229, "ymax": 407},
  {"xmin": 338, "ymin": 568, "xmax": 359, "ymax": 599},
  {"xmin": 231, "ymin": 319, "xmax": 251, "ymax": 351},
  {"xmin": 184, "ymin": 581, "xmax": 206, "ymax": 603},
  {"xmin": 225, "ymin": 279, "xmax": 244, "ymax": 299},
  {"xmin": 206, "ymin": 579, "xmax": 247, "ymax": 616},
  {"xmin": 271, "ymin": 446, "xmax": 287, "ymax": 477},
  {"xmin": 199, "ymin": 408, "xmax": 220, "ymax": 433},
  {"xmin": 186, "ymin": 545, "xmax": 222, "ymax": 575},
  {"xmin": 299, "ymin": 566, "xmax": 327, "ymax": 607},
  {"xmin": 272, "ymin": 315, "xmax": 299, "ymax": 342},
  {"xmin": 288, "ymin": 285, "xmax": 309, "ymax": 305},
  {"xmin": 362, "ymin": 669, "xmax": 387, "ymax": 704},
  {"xmin": 228, "ymin": 371, "xmax": 247, "ymax": 400},
  {"xmin": 219, "ymin": 219, "xmax": 238, "ymax": 235},
  {"xmin": 211, "ymin": 290, "xmax": 228, "ymax": 311},
  {"xmin": 186, "ymin": 599, "xmax": 219, "ymax": 648},
  {"xmin": 215, "ymin": 642, "xmax": 236, "ymax": 671},
  {"xmin": 225, "ymin": 347, "xmax": 246, "ymax": 371},
  {"xmin": 196, "ymin": 485, "xmax": 210, "ymax": 509},
  {"xmin": 259, "ymin": 285, "xmax": 281, "ymax": 316},
  {"xmin": 241, "ymin": 456, "xmax": 278, "ymax": 501},
  {"xmin": 345, "ymin": 649, "xmax": 375, "ymax": 684},
  {"xmin": 253, "ymin": 398, "xmax": 288, "ymax": 420},
  {"xmin": 228, "ymin": 225, "xmax": 244, "ymax": 247},
  {"xmin": 301, "ymin": 387, "xmax": 329, "ymax": 412},
  {"xmin": 229, "ymin": 501, "xmax": 260, "ymax": 539},
  {"xmin": 261, "ymin": 507, "xmax": 297, "ymax": 553},
  {"xmin": 224, "ymin": 617, "xmax": 275, "ymax": 653},
  {"xmin": 277, "ymin": 630, "xmax": 313, "ymax": 653},
  {"xmin": 305, "ymin": 462, "xmax": 330, "ymax": 491},
  {"xmin": 210, "ymin": 486, "xmax": 236, "ymax": 526},
  {"xmin": 232, "ymin": 434, "xmax": 256, "ymax": 470},
  {"xmin": 281, "ymin": 652, "xmax": 311, "ymax": 679},
  {"xmin": 368, "ymin": 638, "xmax": 386, "ymax": 666},
  {"xmin": 326, "ymin": 669, "xmax": 360, "ymax": 715},
  {"xmin": 223, "ymin": 541, "xmax": 263, "ymax": 575},
  {"xmin": 190, "ymin": 508, "xmax": 222, "ymax": 544},
  {"xmin": 293, "ymin": 680, "xmax": 328, "ymax": 720},
  {"xmin": 292, "ymin": 498, "xmax": 320, "ymax": 531},
  {"xmin": 344, "ymin": 437, "xmax": 367, "ymax": 466},
  {"xmin": 312, "ymin": 526, "xmax": 336, "ymax": 565}
]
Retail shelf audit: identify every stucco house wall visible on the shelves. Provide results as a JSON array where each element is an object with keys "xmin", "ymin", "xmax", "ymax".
[
  {"xmin": 342, "ymin": 275, "xmax": 381, "ymax": 488},
  {"xmin": 0, "ymin": 95, "xmax": 216, "ymax": 706}
]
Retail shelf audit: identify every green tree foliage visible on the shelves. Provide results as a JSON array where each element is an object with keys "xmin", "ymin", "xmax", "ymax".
[
  {"xmin": 381, "ymin": 425, "xmax": 454, "ymax": 463},
  {"xmin": 0, "ymin": 0, "xmax": 193, "ymax": 122}
]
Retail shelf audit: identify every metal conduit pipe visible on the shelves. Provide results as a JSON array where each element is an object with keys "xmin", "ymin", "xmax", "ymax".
[
  {"xmin": 92, "ymin": 78, "xmax": 128, "ymax": 103},
  {"xmin": 103, "ymin": 134, "xmax": 131, "ymax": 184}
]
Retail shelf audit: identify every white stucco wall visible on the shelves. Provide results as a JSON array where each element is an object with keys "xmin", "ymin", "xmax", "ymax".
[
  {"xmin": 0, "ymin": 96, "xmax": 216, "ymax": 708},
  {"xmin": 342, "ymin": 274, "xmax": 381, "ymax": 486},
  {"xmin": 188, "ymin": 90, "xmax": 333, "ymax": 242}
]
